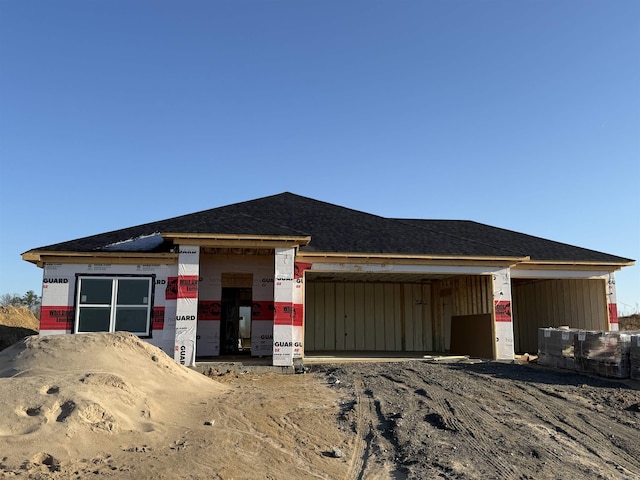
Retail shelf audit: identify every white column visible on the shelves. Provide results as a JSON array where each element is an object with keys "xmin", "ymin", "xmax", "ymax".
[
  {"xmin": 293, "ymin": 262, "xmax": 312, "ymax": 359},
  {"xmin": 174, "ymin": 246, "xmax": 200, "ymax": 366},
  {"xmin": 273, "ymin": 248, "xmax": 295, "ymax": 366},
  {"xmin": 606, "ymin": 273, "xmax": 619, "ymax": 331},
  {"xmin": 492, "ymin": 268, "xmax": 515, "ymax": 360}
]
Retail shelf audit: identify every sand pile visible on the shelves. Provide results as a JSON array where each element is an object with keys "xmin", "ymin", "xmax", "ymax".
[
  {"xmin": 0, "ymin": 306, "xmax": 40, "ymax": 330},
  {"xmin": 0, "ymin": 332, "xmax": 227, "ymax": 476},
  {"xmin": 0, "ymin": 306, "xmax": 39, "ymax": 351}
]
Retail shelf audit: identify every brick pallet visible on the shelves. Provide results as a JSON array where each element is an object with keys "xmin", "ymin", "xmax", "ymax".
[
  {"xmin": 538, "ymin": 328, "xmax": 577, "ymax": 370},
  {"xmin": 538, "ymin": 328, "xmax": 635, "ymax": 379},
  {"xmin": 630, "ymin": 334, "xmax": 640, "ymax": 381}
]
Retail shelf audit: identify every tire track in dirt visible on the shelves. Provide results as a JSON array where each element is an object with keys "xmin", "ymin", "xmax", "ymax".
[
  {"xmin": 344, "ymin": 381, "xmax": 371, "ymax": 480},
  {"xmin": 325, "ymin": 360, "xmax": 640, "ymax": 480},
  {"xmin": 451, "ymin": 366, "xmax": 640, "ymax": 478},
  {"xmin": 340, "ymin": 374, "xmax": 408, "ymax": 480},
  {"xmin": 522, "ymin": 385, "xmax": 640, "ymax": 477},
  {"xmin": 343, "ymin": 377, "xmax": 367, "ymax": 480},
  {"xmin": 394, "ymin": 366, "xmax": 524, "ymax": 479},
  {"xmin": 463, "ymin": 368, "xmax": 640, "ymax": 477}
]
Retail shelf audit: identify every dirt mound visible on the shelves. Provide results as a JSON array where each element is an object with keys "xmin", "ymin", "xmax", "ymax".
[
  {"xmin": 0, "ymin": 332, "xmax": 347, "ymax": 479},
  {"xmin": 0, "ymin": 306, "xmax": 39, "ymax": 351},
  {"xmin": 620, "ymin": 314, "xmax": 640, "ymax": 331},
  {"xmin": 0, "ymin": 332, "xmax": 227, "ymax": 477},
  {"xmin": 0, "ymin": 306, "xmax": 40, "ymax": 329}
]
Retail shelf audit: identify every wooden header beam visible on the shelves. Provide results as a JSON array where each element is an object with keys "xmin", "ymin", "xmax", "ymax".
[
  {"xmin": 296, "ymin": 251, "xmax": 529, "ymax": 267},
  {"xmin": 22, "ymin": 250, "xmax": 178, "ymax": 268}
]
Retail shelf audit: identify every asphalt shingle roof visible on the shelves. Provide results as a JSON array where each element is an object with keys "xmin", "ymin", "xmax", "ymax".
[
  {"xmin": 397, "ymin": 219, "xmax": 632, "ymax": 263},
  {"xmin": 28, "ymin": 192, "xmax": 633, "ymax": 264}
]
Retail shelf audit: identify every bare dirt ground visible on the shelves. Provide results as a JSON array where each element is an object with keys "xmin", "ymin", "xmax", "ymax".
[
  {"xmin": 0, "ymin": 310, "xmax": 639, "ymax": 479},
  {"xmin": 317, "ymin": 360, "xmax": 640, "ymax": 480}
]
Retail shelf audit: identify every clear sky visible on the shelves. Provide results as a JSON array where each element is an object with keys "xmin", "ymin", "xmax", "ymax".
[{"xmin": 1, "ymin": 1, "xmax": 638, "ymax": 313}]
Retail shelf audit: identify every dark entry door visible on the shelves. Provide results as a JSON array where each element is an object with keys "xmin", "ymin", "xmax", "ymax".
[{"xmin": 221, "ymin": 287, "xmax": 252, "ymax": 355}]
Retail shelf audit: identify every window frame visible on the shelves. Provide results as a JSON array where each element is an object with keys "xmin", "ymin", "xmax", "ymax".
[{"xmin": 74, "ymin": 274, "xmax": 155, "ymax": 337}]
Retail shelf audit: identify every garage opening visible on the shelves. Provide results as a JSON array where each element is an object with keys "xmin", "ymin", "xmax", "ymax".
[
  {"xmin": 305, "ymin": 281, "xmax": 430, "ymax": 352},
  {"xmin": 512, "ymin": 278, "xmax": 608, "ymax": 354},
  {"xmin": 304, "ymin": 273, "xmax": 495, "ymax": 357}
]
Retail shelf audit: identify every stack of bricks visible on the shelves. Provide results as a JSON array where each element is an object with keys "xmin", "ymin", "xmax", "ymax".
[
  {"xmin": 573, "ymin": 331, "xmax": 632, "ymax": 379},
  {"xmin": 630, "ymin": 334, "xmax": 640, "ymax": 380},
  {"xmin": 537, "ymin": 328, "xmax": 577, "ymax": 370},
  {"xmin": 538, "ymin": 328, "xmax": 635, "ymax": 379}
]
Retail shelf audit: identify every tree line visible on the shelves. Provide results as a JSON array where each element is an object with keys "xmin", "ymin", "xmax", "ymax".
[{"xmin": 0, "ymin": 290, "xmax": 41, "ymax": 317}]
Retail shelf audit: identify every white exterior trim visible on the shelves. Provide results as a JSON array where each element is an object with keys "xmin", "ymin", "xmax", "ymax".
[
  {"xmin": 511, "ymin": 269, "xmax": 613, "ymax": 279},
  {"xmin": 309, "ymin": 263, "xmax": 508, "ymax": 276}
]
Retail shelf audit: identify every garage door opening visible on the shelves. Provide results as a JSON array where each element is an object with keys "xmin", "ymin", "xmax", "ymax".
[
  {"xmin": 512, "ymin": 278, "xmax": 608, "ymax": 354},
  {"xmin": 304, "ymin": 274, "xmax": 495, "ymax": 358}
]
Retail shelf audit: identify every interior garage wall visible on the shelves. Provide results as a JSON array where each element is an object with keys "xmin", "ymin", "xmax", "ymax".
[
  {"xmin": 433, "ymin": 276, "xmax": 492, "ymax": 352},
  {"xmin": 452, "ymin": 276, "xmax": 492, "ymax": 316},
  {"xmin": 512, "ymin": 278, "xmax": 607, "ymax": 354},
  {"xmin": 305, "ymin": 282, "xmax": 433, "ymax": 352}
]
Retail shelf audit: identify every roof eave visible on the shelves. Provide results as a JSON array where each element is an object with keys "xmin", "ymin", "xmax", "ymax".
[
  {"xmin": 513, "ymin": 259, "xmax": 635, "ymax": 271},
  {"xmin": 21, "ymin": 250, "xmax": 178, "ymax": 268},
  {"xmin": 296, "ymin": 251, "xmax": 530, "ymax": 265}
]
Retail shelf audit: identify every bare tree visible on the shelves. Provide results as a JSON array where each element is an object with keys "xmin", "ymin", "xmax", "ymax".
[
  {"xmin": 0, "ymin": 293, "xmax": 23, "ymax": 307},
  {"xmin": 0, "ymin": 291, "xmax": 41, "ymax": 318}
]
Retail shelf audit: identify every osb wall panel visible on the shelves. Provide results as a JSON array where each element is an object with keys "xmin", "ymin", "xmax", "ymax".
[
  {"xmin": 512, "ymin": 278, "xmax": 607, "ymax": 354},
  {"xmin": 305, "ymin": 281, "xmax": 432, "ymax": 352}
]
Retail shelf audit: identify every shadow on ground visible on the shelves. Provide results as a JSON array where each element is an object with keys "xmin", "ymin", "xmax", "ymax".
[{"xmin": 0, "ymin": 326, "xmax": 37, "ymax": 351}]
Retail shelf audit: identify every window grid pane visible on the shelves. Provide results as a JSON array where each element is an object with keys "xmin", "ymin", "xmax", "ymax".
[
  {"xmin": 78, "ymin": 307, "xmax": 111, "ymax": 332},
  {"xmin": 79, "ymin": 279, "xmax": 113, "ymax": 305},
  {"xmin": 115, "ymin": 307, "xmax": 149, "ymax": 334},
  {"xmin": 117, "ymin": 279, "xmax": 150, "ymax": 306},
  {"xmin": 76, "ymin": 277, "xmax": 152, "ymax": 336}
]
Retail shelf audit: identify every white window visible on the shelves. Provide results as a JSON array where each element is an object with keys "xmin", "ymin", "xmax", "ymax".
[{"xmin": 75, "ymin": 277, "xmax": 153, "ymax": 336}]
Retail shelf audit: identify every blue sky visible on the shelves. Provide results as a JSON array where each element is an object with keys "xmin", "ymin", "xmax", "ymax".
[{"xmin": 1, "ymin": 1, "xmax": 638, "ymax": 313}]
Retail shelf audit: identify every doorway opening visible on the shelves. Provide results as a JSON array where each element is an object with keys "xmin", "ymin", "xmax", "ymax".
[{"xmin": 221, "ymin": 287, "xmax": 252, "ymax": 355}]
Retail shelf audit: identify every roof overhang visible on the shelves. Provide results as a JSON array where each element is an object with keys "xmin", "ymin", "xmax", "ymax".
[
  {"xmin": 22, "ymin": 244, "xmax": 634, "ymax": 274},
  {"xmin": 21, "ymin": 250, "xmax": 178, "ymax": 268},
  {"xmin": 161, "ymin": 232, "xmax": 311, "ymax": 249},
  {"xmin": 296, "ymin": 252, "xmax": 636, "ymax": 274},
  {"xmin": 296, "ymin": 251, "xmax": 529, "ymax": 267},
  {"xmin": 512, "ymin": 259, "xmax": 635, "ymax": 271}
]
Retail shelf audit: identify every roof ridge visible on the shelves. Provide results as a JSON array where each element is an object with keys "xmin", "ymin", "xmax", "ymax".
[{"xmin": 278, "ymin": 192, "xmax": 394, "ymax": 221}]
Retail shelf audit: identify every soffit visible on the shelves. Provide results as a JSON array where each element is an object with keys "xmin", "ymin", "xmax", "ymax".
[{"xmin": 305, "ymin": 271, "xmax": 452, "ymax": 283}]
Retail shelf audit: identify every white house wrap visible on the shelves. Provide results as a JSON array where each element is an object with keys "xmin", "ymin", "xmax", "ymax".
[
  {"xmin": 273, "ymin": 248, "xmax": 295, "ymax": 366},
  {"xmin": 493, "ymin": 268, "xmax": 514, "ymax": 360},
  {"xmin": 606, "ymin": 273, "xmax": 619, "ymax": 331},
  {"xmin": 174, "ymin": 246, "xmax": 200, "ymax": 366}
]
